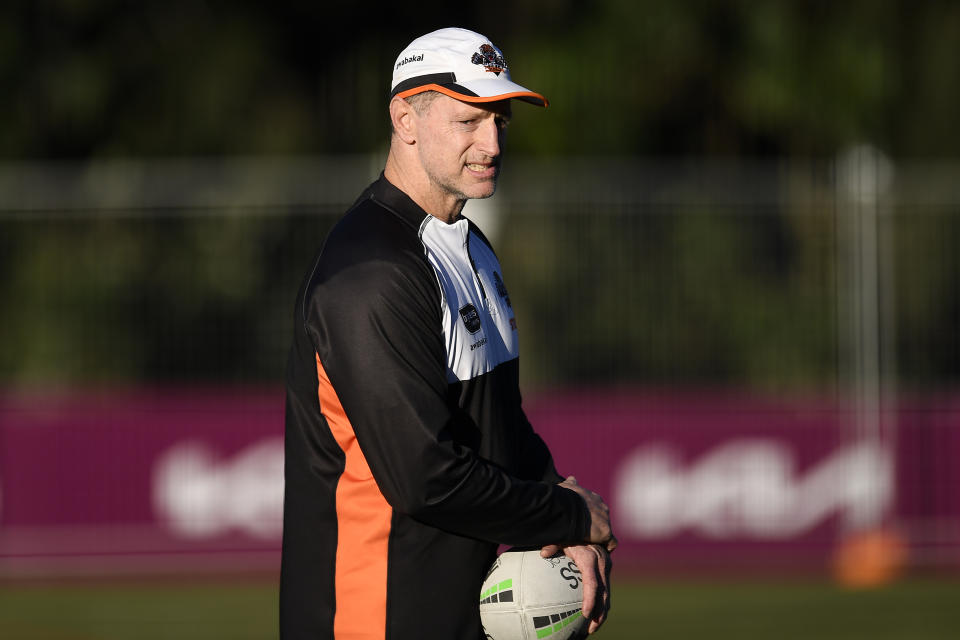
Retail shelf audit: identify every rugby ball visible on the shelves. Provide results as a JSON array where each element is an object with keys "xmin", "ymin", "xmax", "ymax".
[{"xmin": 479, "ymin": 548, "xmax": 587, "ymax": 640}]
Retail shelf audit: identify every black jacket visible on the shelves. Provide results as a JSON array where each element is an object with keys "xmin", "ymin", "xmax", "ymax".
[{"xmin": 280, "ymin": 175, "xmax": 590, "ymax": 639}]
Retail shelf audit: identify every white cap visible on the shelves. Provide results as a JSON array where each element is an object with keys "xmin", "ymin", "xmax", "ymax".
[{"xmin": 390, "ymin": 27, "xmax": 548, "ymax": 107}]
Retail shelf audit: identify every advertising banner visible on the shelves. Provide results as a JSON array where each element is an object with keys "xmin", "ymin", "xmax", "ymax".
[{"xmin": 1, "ymin": 388, "xmax": 957, "ymax": 578}]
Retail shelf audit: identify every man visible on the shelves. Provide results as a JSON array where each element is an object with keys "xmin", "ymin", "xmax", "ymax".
[{"xmin": 281, "ymin": 27, "xmax": 615, "ymax": 639}]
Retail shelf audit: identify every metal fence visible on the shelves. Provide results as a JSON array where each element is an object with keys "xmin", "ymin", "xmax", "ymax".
[{"xmin": 1, "ymin": 154, "xmax": 958, "ymax": 580}]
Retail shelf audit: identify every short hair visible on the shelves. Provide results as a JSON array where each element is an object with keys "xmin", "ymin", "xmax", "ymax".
[
  {"xmin": 405, "ymin": 90, "xmax": 441, "ymax": 115},
  {"xmin": 390, "ymin": 90, "xmax": 441, "ymax": 136}
]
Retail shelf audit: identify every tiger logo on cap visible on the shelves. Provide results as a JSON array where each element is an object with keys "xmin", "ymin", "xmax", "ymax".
[{"xmin": 471, "ymin": 44, "xmax": 507, "ymax": 76}]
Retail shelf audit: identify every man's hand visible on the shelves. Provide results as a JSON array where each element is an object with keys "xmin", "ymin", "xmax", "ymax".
[
  {"xmin": 539, "ymin": 544, "xmax": 612, "ymax": 635},
  {"xmin": 558, "ymin": 476, "xmax": 617, "ymax": 552}
]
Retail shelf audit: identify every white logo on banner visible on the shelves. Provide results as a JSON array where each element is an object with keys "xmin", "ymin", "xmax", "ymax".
[
  {"xmin": 614, "ymin": 439, "xmax": 893, "ymax": 539},
  {"xmin": 153, "ymin": 438, "xmax": 284, "ymax": 539}
]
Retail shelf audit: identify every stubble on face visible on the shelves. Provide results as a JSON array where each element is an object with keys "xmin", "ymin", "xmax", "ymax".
[{"xmin": 415, "ymin": 95, "xmax": 511, "ymax": 207}]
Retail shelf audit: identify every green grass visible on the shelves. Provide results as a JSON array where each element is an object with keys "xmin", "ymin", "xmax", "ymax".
[
  {"xmin": 0, "ymin": 581, "xmax": 277, "ymax": 640},
  {"xmin": 603, "ymin": 577, "xmax": 960, "ymax": 640},
  {"xmin": 1, "ymin": 576, "xmax": 958, "ymax": 639}
]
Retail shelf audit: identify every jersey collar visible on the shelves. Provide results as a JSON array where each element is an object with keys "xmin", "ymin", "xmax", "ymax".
[{"xmin": 368, "ymin": 173, "xmax": 433, "ymax": 230}]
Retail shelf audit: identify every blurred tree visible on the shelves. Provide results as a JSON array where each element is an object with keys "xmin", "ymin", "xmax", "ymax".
[
  {"xmin": 510, "ymin": 0, "xmax": 908, "ymax": 156},
  {"xmin": 1, "ymin": 0, "xmax": 958, "ymax": 387},
  {"xmin": 3, "ymin": 0, "xmax": 957, "ymax": 157}
]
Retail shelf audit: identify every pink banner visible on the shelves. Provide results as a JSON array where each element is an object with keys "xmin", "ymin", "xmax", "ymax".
[
  {"xmin": 1, "ymin": 388, "xmax": 957, "ymax": 579},
  {"xmin": 0, "ymin": 388, "xmax": 285, "ymax": 577}
]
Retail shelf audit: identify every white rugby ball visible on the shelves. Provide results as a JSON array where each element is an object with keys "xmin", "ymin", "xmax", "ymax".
[{"xmin": 479, "ymin": 548, "xmax": 587, "ymax": 640}]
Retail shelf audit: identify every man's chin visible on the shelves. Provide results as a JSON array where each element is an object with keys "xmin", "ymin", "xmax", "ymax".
[{"xmin": 465, "ymin": 179, "xmax": 498, "ymax": 200}]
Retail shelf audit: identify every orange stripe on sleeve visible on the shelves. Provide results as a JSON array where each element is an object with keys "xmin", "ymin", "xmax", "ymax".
[{"xmin": 317, "ymin": 354, "xmax": 392, "ymax": 640}]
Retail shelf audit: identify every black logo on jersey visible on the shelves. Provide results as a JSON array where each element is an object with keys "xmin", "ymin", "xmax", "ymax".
[
  {"xmin": 492, "ymin": 271, "xmax": 512, "ymax": 308},
  {"xmin": 459, "ymin": 304, "xmax": 482, "ymax": 334}
]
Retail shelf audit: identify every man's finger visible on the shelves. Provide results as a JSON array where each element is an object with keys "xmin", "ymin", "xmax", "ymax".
[
  {"xmin": 593, "ymin": 546, "xmax": 610, "ymax": 625},
  {"xmin": 540, "ymin": 544, "xmax": 561, "ymax": 558},
  {"xmin": 606, "ymin": 533, "xmax": 618, "ymax": 553},
  {"xmin": 579, "ymin": 553, "xmax": 598, "ymax": 620},
  {"xmin": 586, "ymin": 563, "xmax": 604, "ymax": 634}
]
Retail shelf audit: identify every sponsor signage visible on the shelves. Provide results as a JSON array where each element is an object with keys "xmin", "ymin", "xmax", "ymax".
[
  {"xmin": 0, "ymin": 388, "xmax": 957, "ymax": 577},
  {"xmin": 0, "ymin": 389, "xmax": 285, "ymax": 577}
]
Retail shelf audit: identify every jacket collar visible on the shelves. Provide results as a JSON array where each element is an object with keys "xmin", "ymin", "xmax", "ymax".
[{"xmin": 367, "ymin": 173, "xmax": 432, "ymax": 230}]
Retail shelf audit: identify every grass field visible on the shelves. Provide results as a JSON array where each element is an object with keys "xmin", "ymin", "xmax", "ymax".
[{"xmin": 1, "ymin": 576, "xmax": 958, "ymax": 639}]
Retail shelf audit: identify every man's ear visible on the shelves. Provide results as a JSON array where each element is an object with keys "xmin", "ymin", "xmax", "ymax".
[{"xmin": 389, "ymin": 96, "xmax": 417, "ymax": 144}]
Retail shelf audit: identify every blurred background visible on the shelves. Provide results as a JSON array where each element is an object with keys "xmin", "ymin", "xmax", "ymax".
[{"xmin": 2, "ymin": 1, "xmax": 959, "ymax": 638}]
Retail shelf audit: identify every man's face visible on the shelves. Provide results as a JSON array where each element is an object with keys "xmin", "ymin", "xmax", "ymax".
[{"xmin": 414, "ymin": 94, "xmax": 512, "ymax": 202}]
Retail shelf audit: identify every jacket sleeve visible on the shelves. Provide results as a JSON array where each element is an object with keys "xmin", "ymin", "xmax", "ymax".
[
  {"xmin": 516, "ymin": 407, "xmax": 565, "ymax": 484},
  {"xmin": 305, "ymin": 244, "xmax": 589, "ymax": 548}
]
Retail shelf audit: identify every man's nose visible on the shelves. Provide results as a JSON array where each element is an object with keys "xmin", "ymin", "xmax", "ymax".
[{"xmin": 475, "ymin": 118, "xmax": 502, "ymax": 157}]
